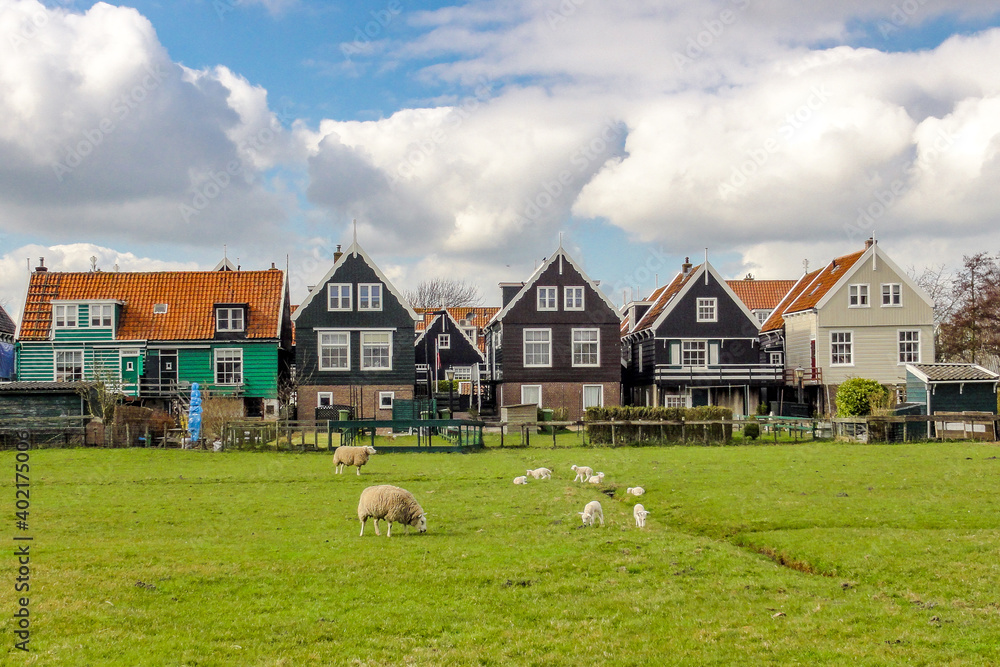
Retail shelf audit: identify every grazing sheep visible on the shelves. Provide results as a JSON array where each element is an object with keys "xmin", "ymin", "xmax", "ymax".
[
  {"xmin": 626, "ymin": 487, "xmax": 645, "ymax": 496},
  {"xmin": 633, "ymin": 503, "xmax": 650, "ymax": 528},
  {"xmin": 527, "ymin": 467, "xmax": 552, "ymax": 480},
  {"xmin": 572, "ymin": 465, "xmax": 594, "ymax": 482},
  {"xmin": 333, "ymin": 445, "xmax": 377, "ymax": 475},
  {"xmin": 357, "ymin": 485, "xmax": 427, "ymax": 537},
  {"xmin": 513, "ymin": 476, "xmax": 528, "ymax": 485},
  {"xmin": 587, "ymin": 472, "xmax": 605, "ymax": 484},
  {"xmin": 578, "ymin": 500, "xmax": 604, "ymax": 527}
]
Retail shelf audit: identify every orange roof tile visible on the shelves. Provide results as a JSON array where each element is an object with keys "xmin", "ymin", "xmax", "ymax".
[
  {"xmin": 785, "ymin": 250, "xmax": 866, "ymax": 314},
  {"xmin": 19, "ymin": 270, "xmax": 285, "ymax": 342},
  {"xmin": 414, "ymin": 306, "xmax": 500, "ymax": 353},
  {"xmin": 726, "ymin": 279, "xmax": 797, "ymax": 311},
  {"xmin": 631, "ymin": 267, "xmax": 701, "ymax": 333}
]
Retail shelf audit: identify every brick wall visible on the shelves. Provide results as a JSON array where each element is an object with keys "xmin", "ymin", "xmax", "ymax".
[
  {"xmin": 499, "ymin": 381, "xmax": 620, "ymax": 421},
  {"xmin": 299, "ymin": 384, "xmax": 414, "ymax": 420}
]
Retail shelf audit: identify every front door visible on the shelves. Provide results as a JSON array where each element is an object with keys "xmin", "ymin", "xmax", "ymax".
[{"xmin": 160, "ymin": 350, "xmax": 178, "ymax": 387}]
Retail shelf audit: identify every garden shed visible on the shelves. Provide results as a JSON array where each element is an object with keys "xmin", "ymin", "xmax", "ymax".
[{"xmin": 905, "ymin": 363, "xmax": 999, "ymax": 440}]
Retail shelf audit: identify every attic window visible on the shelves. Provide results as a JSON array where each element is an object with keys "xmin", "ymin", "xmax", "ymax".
[{"xmin": 153, "ymin": 303, "xmax": 168, "ymax": 314}]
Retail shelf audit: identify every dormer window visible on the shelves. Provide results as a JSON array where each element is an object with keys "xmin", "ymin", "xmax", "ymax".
[
  {"xmin": 537, "ymin": 287, "xmax": 557, "ymax": 311},
  {"xmin": 90, "ymin": 304, "xmax": 113, "ymax": 327},
  {"xmin": 53, "ymin": 304, "xmax": 77, "ymax": 328},
  {"xmin": 216, "ymin": 307, "xmax": 245, "ymax": 332},
  {"xmin": 358, "ymin": 284, "xmax": 382, "ymax": 311}
]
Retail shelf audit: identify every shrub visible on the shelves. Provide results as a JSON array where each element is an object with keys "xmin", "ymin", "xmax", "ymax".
[
  {"xmin": 755, "ymin": 402, "xmax": 770, "ymax": 416},
  {"xmin": 743, "ymin": 419, "xmax": 760, "ymax": 440},
  {"xmin": 835, "ymin": 378, "xmax": 890, "ymax": 417}
]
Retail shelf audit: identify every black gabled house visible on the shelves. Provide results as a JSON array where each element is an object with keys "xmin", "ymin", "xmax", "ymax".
[
  {"xmin": 484, "ymin": 245, "xmax": 621, "ymax": 420},
  {"xmin": 415, "ymin": 309, "xmax": 486, "ymax": 386},
  {"xmin": 292, "ymin": 239, "xmax": 418, "ymax": 419}
]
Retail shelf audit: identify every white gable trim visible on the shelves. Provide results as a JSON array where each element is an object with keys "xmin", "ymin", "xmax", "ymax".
[
  {"xmin": 760, "ymin": 270, "xmax": 816, "ymax": 333},
  {"xmin": 647, "ymin": 263, "xmax": 760, "ymax": 333},
  {"xmin": 814, "ymin": 245, "xmax": 934, "ymax": 311}
]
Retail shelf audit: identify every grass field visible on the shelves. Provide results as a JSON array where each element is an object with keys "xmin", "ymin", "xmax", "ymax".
[{"xmin": 4, "ymin": 441, "xmax": 1000, "ymax": 665}]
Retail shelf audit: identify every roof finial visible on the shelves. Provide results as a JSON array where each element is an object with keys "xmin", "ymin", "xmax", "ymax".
[
  {"xmin": 704, "ymin": 247, "xmax": 709, "ymax": 285},
  {"xmin": 352, "ymin": 219, "xmax": 358, "ymax": 257}
]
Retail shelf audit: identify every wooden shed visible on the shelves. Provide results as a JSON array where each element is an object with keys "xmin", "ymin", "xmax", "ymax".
[{"xmin": 905, "ymin": 363, "xmax": 999, "ymax": 440}]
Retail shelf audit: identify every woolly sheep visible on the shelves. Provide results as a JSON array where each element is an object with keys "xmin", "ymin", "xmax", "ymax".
[
  {"xmin": 633, "ymin": 503, "xmax": 650, "ymax": 528},
  {"xmin": 578, "ymin": 500, "xmax": 604, "ymax": 527},
  {"xmin": 587, "ymin": 472, "xmax": 605, "ymax": 484},
  {"xmin": 527, "ymin": 467, "xmax": 552, "ymax": 480},
  {"xmin": 357, "ymin": 485, "xmax": 427, "ymax": 537},
  {"xmin": 572, "ymin": 465, "xmax": 594, "ymax": 482},
  {"xmin": 626, "ymin": 487, "xmax": 645, "ymax": 496},
  {"xmin": 333, "ymin": 445, "xmax": 377, "ymax": 475},
  {"xmin": 513, "ymin": 476, "xmax": 529, "ymax": 485}
]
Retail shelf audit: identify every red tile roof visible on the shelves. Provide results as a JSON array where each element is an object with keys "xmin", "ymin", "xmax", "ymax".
[
  {"xmin": 19, "ymin": 269, "xmax": 285, "ymax": 342},
  {"xmin": 631, "ymin": 267, "xmax": 701, "ymax": 333},
  {"xmin": 726, "ymin": 279, "xmax": 797, "ymax": 311},
  {"xmin": 415, "ymin": 306, "xmax": 500, "ymax": 353},
  {"xmin": 759, "ymin": 249, "xmax": 867, "ymax": 333}
]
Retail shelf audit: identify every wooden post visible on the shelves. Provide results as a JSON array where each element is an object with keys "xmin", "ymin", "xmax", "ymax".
[
  {"xmin": 681, "ymin": 420, "xmax": 686, "ymax": 444},
  {"xmin": 552, "ymin": 423, "xmax": 557, "ymax": 448},
  {"xmin": 611, "ymin": 420, "xmax": 616, "ymax": 446}
]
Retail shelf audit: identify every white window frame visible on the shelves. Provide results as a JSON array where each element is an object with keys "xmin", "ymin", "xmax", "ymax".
[
  {"xmin": 361, "ymin": 331, "xmax": 392, "ymax": 370},
  {"xmin": 898, "ymin": 330, "xmax": 920, "ymax": 364},
  {"xmin": 523, "ymin": 328, "xmax": 552, "ymax": 367},
  {"xmin": 214, "ymin": 348, "xmax": 243, "ymax": 385},
  {"xmin": 378, "ymin": 391, "xmax": 395, "ymax": 410},
  {"xmin": 53, "ymin": 304, "xmax": 78, "ymax": 329},
  {"xmin": 54, "ymin": 350, "xmax": 83, "ymax": 382},
  {"xmin": 90, "ymin": 304, "xmax": 114, "ymax": 328},
  {"xmin": 564, "ymin": 286, "xmax": 585, "ymax": 311},
  {"xmin": 537, "ymin": 286, "xmax": 557, "ymax": 311},
  {"xmin": 582, "ymin": 384, "xmax": 604, "ymax": 410},
  {"xmin": 521, "ymin": 385, "xmax": 542, "ymax": 407},
  {"xmin": 438, "ymin": 334, "xmax": 451, "ymax": 350},
  {"xmin": 830, "ymin": 331, "xmax": 854, "ymax": 366},
  {"xmin": 769, "ymin": 352, "xmax": 784, "ymax": 366},
  {"xmin": 696, "ymin": 298, "xmax": 717, "ymax": 322},
  {"xmin": 358, "ymin": 284, "xmax": 383, "ymax": 311},
  {"xmin": 848, "ymin": 284, "xmax": 870, "ymax": 308},
  {"xmin": 572, "ymin": 328, "xmax": 600, "ymax": 367},
  {"xmin": 755, "ymin": 310, "xmax": 771, "ymax": 324},
  {"xmin": 327, "ymin": 283, "xmax": 352, "ymax": 311},
  {"xmin": 663, "ymin": 394, "xmax": 688, "ymax": 408},
  {"xmin": 682, "ymin": 340, "xmax": 708, "ymax": 367},
  {"xmin": 317, "ymin": 392, "xmax": 334, "ymax": 407},
  {"xmin": 319, "ymin": 331, "xmax": 350, "ymax": 371},
  {"xmin": 882, "ymin": 283, "xmax": 902, "ymax": 307},
  {"xmin": 215, "ymin": 307, "xmax": 245, "ymax": 332}
]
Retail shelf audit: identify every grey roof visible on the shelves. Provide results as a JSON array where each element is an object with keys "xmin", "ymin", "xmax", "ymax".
[
  {"xmin": 906, "ymin": 363, "xmax": 1000, "ymax": 383},
  {"xmin": 0, "ymin": 381, "xmax": 84, "ymax": 393},
  {"xmin": 0, "ymin": 304, "xmax": 15, "ymax": 336}
]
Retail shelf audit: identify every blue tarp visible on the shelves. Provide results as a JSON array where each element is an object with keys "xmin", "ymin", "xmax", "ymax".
[{"xmin": 0, "ymin": 342, "xmax": 13, "ymax": 380}]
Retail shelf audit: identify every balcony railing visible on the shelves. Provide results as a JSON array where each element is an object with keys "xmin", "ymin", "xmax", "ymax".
[
  {"xmin": 783, "ymin": 367, "xmax": 823, "ymax": 385},
  {"xmin": 654, "ymin": 364, "xmax": 784, "ymax": 384},
  {"xmin": 138, "ymin": 378, "xmax": 244, "ymax": 398}
]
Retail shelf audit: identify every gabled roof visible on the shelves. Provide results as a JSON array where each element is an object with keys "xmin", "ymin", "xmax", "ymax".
[
  {"xmin": 291, "ymin": 239, "xmax": 419, "ymax": 322},
  {"xmin": 906, "ymin": 363, "xmax": 1000, "ymax": 383},
  {"xmin": 759, "ymin": 268, "xmax": 822, "ymax": 333},
  {"xmin": 726, "ymin": 279, "xmax": 797, "ymax": 311},
  {"xmin": 414, "ymin": 310, "xmax": 486, "ymax": 361},
  {"xmin": 0, "ymin": 303, "xmax": 15, "ymax": 337},
  {"xmin": 631, "ymin": 270, "xmax": 697, "ymax": 333},
  {"xmin": 487, "ymin": 245, "xmax": 619, "ymax": 326},
  {"xmin": 785, "ymin": 250, "xmax": 866, "ymax": 313},
  {"xmin": 18, "ymin": 269, "xmax": 286, "ymax": 342},
  {"xmin": 415, "ymin": 307, "xmax": 499, "ymax": 353}
]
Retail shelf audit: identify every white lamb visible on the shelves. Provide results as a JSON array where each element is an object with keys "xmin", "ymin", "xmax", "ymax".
[
  {"xmin": 333, "ymin": 445, "xmax": 377, "ymax": 475},
  {"xmin": 527, "ymin": 467, "xmax": 552, "ymax": 480},
  {"xmin": 357, "ymin": 485, "xmax": 427, "ymax": 537},
  {"xmin": 587, "ymin": 472, "xmax": 605, "ymax": 484},
  {"xmin": 571, "ymin": 465, "xmax": 594, "ymax": 482},
  {"xmin": 513, "ymin": 476, "xmax": 528, "ymax": 485},
  {"xmin": 626, "ymin": 487, "xmax": 645, "ymax": 496},
  {"xmin": 633, "ymin": 503, "xmax": 650, "ymax": 528},
  {"xmin": 579, "ymin": 500, "xmax": 604, "ymax": 527}
]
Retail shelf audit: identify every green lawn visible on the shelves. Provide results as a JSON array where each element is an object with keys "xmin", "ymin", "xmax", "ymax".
[{"xmin": 4, "ymin": 442, "xmax": 1000, "ymax": 665}]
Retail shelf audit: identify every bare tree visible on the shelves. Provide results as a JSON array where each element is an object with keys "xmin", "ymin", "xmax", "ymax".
[
  {"xmin": 77, "ymin": 359, "xmax": 125, "ymax": 445},
  {"xmin": 938, "ymin": 252, "xmax": 1000, "ymax": 364},
  {"xmin": 404, "ymin": 278, "xmax": 483, "ymax": 309}
]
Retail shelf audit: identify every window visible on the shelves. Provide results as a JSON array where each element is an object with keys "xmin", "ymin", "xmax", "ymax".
[
  {"xmin": 317, "ymin": 392, "xmax": 334, "ymax": 407},
  {"xmin": 583, "ymin": 385, "xmax": 604, "ymax": 410},
  {"xmin": 125, "ymin": 361, "xmax": 134, "ymax": 372},
  {"xmin": 54, "ymin": 350, "xmax": 83, "ymax": 382},
  {"xmin": 438, "ymin": 334, "xmax": 451, "ymax": 350},
  {"xmin": 215, "ymin": 307, "xmax": 245, "ymax": 332},
  {"xmin": 696, "ymin": 298, "xmax": 717, "ymax": 322},
  {"xmin": 54, "ymin": 305, "xmax": 77, "ymax": 328},
  {"xmin": 756, "ymin": 310, "xmax": 771, "ymax": 324},
  {"xmin": 452, "ymin": 366, "xmax": 473, "ymax": 380},
  {"xmin": 565, "ymin": 286, "xmax": 584, "ymax": 311},
  {"xmin": 215, "ymin": 349, "xmax": 243, "ymax": 384},
  {"xmin": 90, "ymin": 304, "xmax": 113, "ymax": 327},
  {"xmin": 664, "ymin": 394, "xmax": 687, "ymax": 408},
  {"xmin": 361, "ymin": 331, "xmax": 391, "ymax": 370},
  {"xmin": 521, "ymin": 385, "xmax": 542, "ymax": 407},
  {"xmin": 461, "ymin": 326, "xmax": 477, "ymax": 341},
  {"xmin": 830, "ymin": 331, "xmax": 853, "ymax": 365},
  {"xmin": 153, "ymin": 303, "xmax": 168, "ymax": 314},
  {"xmin": 523, "ymin": 329, "xmax": 552, "ymax": 367},
  {"xmin": 882, "ymin": 283, "xmax": 902, "ymax": 307},
  {"xmin": 327, "ymin": 284, "xmax": 352, "ymax": 311},
  {"xmin": 848, "ymin": 284, "xmax": 869, "ymax": 307},
  {"xmin": 537, "ymin": 287, "xmax": 557, "ymax": 311},
  {"xmin": 358, "ymin": 284, "xmax": 382, "ymax": 311},
  {"xmin": 319, "ymin": 331, "xmax": 350, "ymax": 370},
  {"xmin": 572, "ymin": 329, "xmax": 600, "ymax": 367},
  {"xmin": 899, "ymin": 330, "xmax": 920, "ymax": 363},
  {"xmin": 682, "ymin": 341, "xmax": 707, "ymax": 366},
  {"xmin": 769, "ymin": 352, "xmax": 784, "ymax": 366},
  {"xmin": 379, "ymin": 391, "xmax": 394, "ymax": 410}
]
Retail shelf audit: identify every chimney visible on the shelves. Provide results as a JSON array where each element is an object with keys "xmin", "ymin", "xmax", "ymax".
[
  {"xmin": 334, "ymin": 245, "xmax": 343, "ymax": 262},
  {"xmin": 865, "ymin": 237, "xmax": 876, "ymax": 250},
  {"xmin": 270, "ymin": 262, "xmax": 277, "ymax": 270},
  {"xmin": 681, "ymin": 257, "xmax": 692, "ymax": 275},
  {"xmin": 35, "ymin": 257, "xmax": 47, "ymax": 273}
]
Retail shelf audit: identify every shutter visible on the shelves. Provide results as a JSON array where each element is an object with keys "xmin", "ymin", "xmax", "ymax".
[
  {"xmin": 670, "ymin": 342, "xmax": 680, "ymax": 365},
  {"xmin": 709, "ymin": 342, "xmax": 720, "ymax": 365}
]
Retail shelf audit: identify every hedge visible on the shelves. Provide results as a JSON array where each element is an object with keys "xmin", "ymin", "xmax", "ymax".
[{"xmin": 584, "ymin": 405, "xmax": 734, "ymax": 445}]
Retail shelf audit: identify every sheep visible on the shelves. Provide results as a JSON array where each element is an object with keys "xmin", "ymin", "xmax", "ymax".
[
  {"xmin": 633, "ymin": 503, "xmax": 650, "ymax": 528},
  {"xmin": 527, "ymin": 467, "xmax": 552, "ymax": 480},
  {"xmin": 587, "ymin": 472, "xmax": 605, "ymax": 484},
  {"xmin": 578, "ymin": 500, "xmax": 604, "ymax": 527},
  {"xmin": 357, "ymin": 485, "xmax": 427, "ymax": 537},
  {"xmin": 333, "ymin": 445, "xmax": 377, "ymax": 475},
  {"xmin": 572, "ymin": 465, "xmax": 594, "ymax": 482},
  {"xmin": 513, "ymin": 476, "xmax": 529, "ymax": 485},
  {"xmin": 626, "ymin": 487, "xmax": 645, "ymax": 496}
]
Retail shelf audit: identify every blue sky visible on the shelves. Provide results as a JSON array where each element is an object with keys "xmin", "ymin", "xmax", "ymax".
[{"xmin": 3, "ymin": 0, "xmax": 1000, "ymax": 321}]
